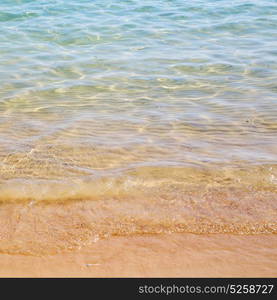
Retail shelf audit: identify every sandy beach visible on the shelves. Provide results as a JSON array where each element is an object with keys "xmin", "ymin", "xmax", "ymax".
[
  {"xmin": 0, "ymin": 183, "xmax": 276, "ymax": 277},
  {"xmin": 0, "ymin": 233, "xmax": 276, "ymax": 277},
  {"xmin": 1, "ymin": 0, "xmax": 277, "ymax": 278}
]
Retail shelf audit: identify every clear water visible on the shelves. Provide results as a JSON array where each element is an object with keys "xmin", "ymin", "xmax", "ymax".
[{"xmin": 0, "ymin": 0, "xmax": 276, "ymax": 254}]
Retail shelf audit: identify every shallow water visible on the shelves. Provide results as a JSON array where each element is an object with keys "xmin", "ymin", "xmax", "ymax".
[{"xmin": 0, "ymin": 0, "xmax": 276, "ymax": 254}]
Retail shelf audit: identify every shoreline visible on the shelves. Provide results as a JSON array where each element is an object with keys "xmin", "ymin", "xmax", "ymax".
[{"xmin": 1, "ymin": 233, "xmax": 276, "ymax": 277}]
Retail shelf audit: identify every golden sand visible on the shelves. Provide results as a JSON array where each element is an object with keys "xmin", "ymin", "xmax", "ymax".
[{"xmin": 0, "ymin": 233, "xmax": 276, "ymax": 277}]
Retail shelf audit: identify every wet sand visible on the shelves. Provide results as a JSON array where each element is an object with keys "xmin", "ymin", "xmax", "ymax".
[
  {"xmin": 0, "ymin": 192, "xmax": 276, "ymax": 277},
  {"xmin": 0, "ymin": 233, "xmax": 276, "ymax": 277}
]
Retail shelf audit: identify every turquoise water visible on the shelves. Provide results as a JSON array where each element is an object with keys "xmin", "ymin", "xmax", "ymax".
[{"xmin": 0, "ymin": 0, "xmax": 276, "ymax": 199}]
